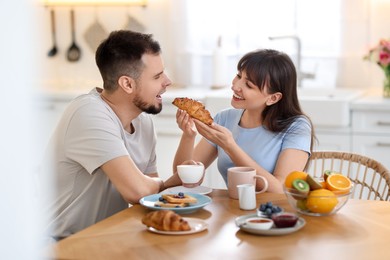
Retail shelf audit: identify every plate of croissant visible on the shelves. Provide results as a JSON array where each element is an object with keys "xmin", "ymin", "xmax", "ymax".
[
  {"xmin": 139, "ymin": 192, "xmax": 212, "ymax": 214},
  {"xmin": 142, "ymin": 210, "xmax": 208, "ymax": 235}
]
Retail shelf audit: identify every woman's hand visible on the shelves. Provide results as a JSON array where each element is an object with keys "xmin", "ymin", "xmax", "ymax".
[
  {"xmin": 194, "ymin": 120, "xmax": 235, "ymax": 151},
  {"xmin": 176, "ymin": 109, "xmax": 197, "ymax": 138}
]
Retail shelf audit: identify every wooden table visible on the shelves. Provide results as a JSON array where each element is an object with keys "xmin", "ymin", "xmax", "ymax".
[{"xmin": 47, "ymin": 190, "xmax": 390, "ymax": 260}]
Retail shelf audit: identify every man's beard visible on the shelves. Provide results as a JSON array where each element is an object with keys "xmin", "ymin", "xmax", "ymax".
[{"xmin": 133, "ymin": 92, "xmax": 162, "ymax": 114}]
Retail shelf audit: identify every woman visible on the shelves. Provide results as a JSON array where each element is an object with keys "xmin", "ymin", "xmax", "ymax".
[{"xmin": 173, "ymin": 49, "xmax": 315, "ymax": 193}]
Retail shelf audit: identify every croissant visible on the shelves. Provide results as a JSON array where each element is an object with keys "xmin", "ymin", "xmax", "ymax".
[
  {"xmin": 172, "ymin": 97, "xmax": 213, "ymax": 125},
  {"xmin": 142, "ymin": 210, "xmax": 191, "ymax": 231}
]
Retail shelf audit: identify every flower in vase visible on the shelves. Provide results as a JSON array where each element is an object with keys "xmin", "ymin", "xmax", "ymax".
[
  {"xmin": 364, "ymin": 39, "xmax": 390, "ymax": 73},
  {"xmin": 364, "ymin": 39, "xmax": 390, "ymax": 97}
]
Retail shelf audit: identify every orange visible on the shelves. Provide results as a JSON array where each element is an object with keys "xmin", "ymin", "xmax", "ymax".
[
  {"xmin": 326, "ymin": 174, "xmax": 352, "ymax": 194},
  {"xmin": 306, "ymin": 189, "xmax": 338, "ymax": 214},
  {"xmin": 284, "ymin": 171, "xmax": 308, "ymax": 188}
]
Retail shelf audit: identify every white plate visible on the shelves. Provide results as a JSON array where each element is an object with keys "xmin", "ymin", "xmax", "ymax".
[
  {"xmin": 147, "ymin": 217, "xmax": 208, "ymax": 235},
  {"xmin": 235, "ymin": 214, "xmax": 306, "ymax": 236},
  {"xmin": 163, "ymin": 186, "xmax": 213, "ymax": 195},
  {"xmin": 139, "ymin": 192, "xmax": 212, "ymax": 214}
]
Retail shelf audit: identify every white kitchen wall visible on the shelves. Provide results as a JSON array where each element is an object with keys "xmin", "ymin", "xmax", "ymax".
[{"xmin": 36, "ymin": 0, "xmax": 390, "ymax": 93}]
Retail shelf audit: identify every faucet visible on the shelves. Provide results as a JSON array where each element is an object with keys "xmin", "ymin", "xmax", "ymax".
[{"xmin": 268, "ymin": 35, "xmax": 315, "ymax": 87}]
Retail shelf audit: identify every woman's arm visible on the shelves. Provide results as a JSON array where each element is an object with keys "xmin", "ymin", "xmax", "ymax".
[
  {"xmin": 173, "ymin": 110, "xmax": 218, "ymax": 174},
  {"xmin": 195, "ymin": 120, "xmax": 309, "ymax": 193}
]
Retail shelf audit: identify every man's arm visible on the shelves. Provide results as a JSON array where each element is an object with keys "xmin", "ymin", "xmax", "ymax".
[
  {"xmin": 101, "ymin": 155, "xmax": 162, "ymax": 204},
  {"xmin": 102, "ymin": 155, "xmax": 183, "ymax": 204}
]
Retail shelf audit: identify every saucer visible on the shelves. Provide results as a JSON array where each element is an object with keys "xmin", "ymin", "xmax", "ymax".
[
  {"xmin": 235, "ymin": 213, "xmax": 306, "ymax": 236},
  {"xmin": 163, "ymin": 185, "xmax": 213, "ymax": 195}
]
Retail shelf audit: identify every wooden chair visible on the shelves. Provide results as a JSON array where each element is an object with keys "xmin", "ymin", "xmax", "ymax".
[{"xmin": 307, "ymin": 151, "xmax": 390, "ymax": 201}]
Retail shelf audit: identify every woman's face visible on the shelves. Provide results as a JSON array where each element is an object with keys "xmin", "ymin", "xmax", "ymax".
[{"xmin": 230, "ymin": 70, "xmax": 271, "ymax": 112}]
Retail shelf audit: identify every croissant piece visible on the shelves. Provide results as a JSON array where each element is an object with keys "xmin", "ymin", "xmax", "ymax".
[
  {"xmin": 172, "ymin": 97, "xmax": 213, "ymax": 125},
  {"xmin": 142, "ymin": 210, "xmax": 191, "ymax": 231}
]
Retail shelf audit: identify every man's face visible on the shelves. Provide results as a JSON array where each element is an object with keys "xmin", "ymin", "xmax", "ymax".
[{"xmin": 133, "ymin": 53, "xmax": 171, "ymax": 114}]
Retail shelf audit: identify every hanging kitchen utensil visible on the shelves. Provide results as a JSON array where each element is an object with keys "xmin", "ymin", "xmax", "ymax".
[
  {"xmin": 84, "ymin": 8, "xmax": 108, "ymax": 53},
  {"xmin": 67, "ymin": 9, "xmax": 81, "ymax": 62},
  {"xmin": 123, "ymin": 14, "xmax": 146, "ymax": 32},
  {"xmin": 47, "ymin": 9, "xmax": 58, "ymax": 57}
]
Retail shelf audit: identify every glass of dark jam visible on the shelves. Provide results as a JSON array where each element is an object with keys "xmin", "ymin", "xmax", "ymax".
[{"xmin": 271, "ymin": 212, "xmax": 299, "ymax": 228}]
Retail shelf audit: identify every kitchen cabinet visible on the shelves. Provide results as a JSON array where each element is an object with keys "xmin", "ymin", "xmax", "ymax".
[
  {"xmin": 314, "ymin": 128, "xmax": 351, "ymax": 151},
  {"xmin": 351, "ymin": 97, "xmax": 390, "ymax": 170}
]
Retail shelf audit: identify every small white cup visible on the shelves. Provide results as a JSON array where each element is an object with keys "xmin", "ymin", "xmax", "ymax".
[
  {"xmin": 177, "ymin": 164, "xmax": 204, "ymax": 188},
  {"xmin": 237, "ymin": 183, "xmax": 257, "ymax": 210},
  {"xmin": 245, "ymin": 217, "xmax": 274, "ymax": 230}
]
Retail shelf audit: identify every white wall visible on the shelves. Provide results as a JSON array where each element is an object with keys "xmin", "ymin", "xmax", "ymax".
[
  {"xmin": 36, "ymin": 0, "xmax": 390, "ymax": 92},
  {"xmin": 0, "ymin": 1, "xmax": 43, "ymax": 259},
  {"xmin": 37, "ymin": 0, "xmax": 173, "ymax": 92}
]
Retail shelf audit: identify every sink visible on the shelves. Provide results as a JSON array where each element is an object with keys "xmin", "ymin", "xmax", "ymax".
[{"xmin": 298, "ymin": 88, "xmax": 365, "ymax": 127}]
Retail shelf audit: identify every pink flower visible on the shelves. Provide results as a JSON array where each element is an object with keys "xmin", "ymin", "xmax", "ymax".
[
  {"xmin": 365, "ymin": 38, "xmax": 390, "ymax": 70},
  {"xmin": 379, "ymin": 50, "xmax": 390, "ymax": 66}
]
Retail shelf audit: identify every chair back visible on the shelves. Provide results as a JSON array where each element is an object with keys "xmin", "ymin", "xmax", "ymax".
[{"xmin": 307, "ymin": 151, "xmax": 390, "ymax": 201}]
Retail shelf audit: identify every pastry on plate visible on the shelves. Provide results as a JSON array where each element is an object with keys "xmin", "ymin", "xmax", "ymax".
[
  {"xmin": 162, "ymin": 193, "xmax": 198, "ymax": 204},
  {"xmin": 172, "ymin": 97, "xmax": 213, "ymax": 125},
  {"xmin": 142, "ymin": 210, "xmax": 191, "ymax": 231}
]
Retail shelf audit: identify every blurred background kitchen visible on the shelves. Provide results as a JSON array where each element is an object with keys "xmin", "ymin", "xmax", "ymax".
[
  {"xmin": 1, "ymin": 0, "xmax": 389, "ymax": 258},
  {"xmin": 36, "ymin": 0, "xmax": 390, "ymax": 185}
]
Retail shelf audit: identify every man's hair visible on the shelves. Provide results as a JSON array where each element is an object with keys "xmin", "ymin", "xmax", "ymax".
[{"xmin": 95, "ymin": 30, "xmax": 161, "ymax": 92}]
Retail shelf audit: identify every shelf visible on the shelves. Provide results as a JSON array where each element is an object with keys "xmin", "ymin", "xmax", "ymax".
[{"xmin": 42, "ymin": 0, "xmax": 147, "ymax": 7}]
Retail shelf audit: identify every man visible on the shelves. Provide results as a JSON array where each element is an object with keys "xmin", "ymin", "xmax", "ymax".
[{"xmin": 42, "ymin": 30, "xmax": 186, "ymax": 240}]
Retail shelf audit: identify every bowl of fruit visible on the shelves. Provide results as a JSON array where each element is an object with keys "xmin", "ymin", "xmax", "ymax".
[{"xmin": 283, "ymin": 170, "xmax": 354, "ymax": 216}]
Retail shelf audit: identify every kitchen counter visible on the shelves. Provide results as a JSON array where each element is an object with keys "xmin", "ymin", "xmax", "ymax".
[{"xmin": 351, "ymin": 96, "xmax": 390, "ymax": 111}]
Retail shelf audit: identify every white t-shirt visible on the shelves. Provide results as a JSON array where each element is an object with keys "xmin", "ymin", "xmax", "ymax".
[{"xmin": 41, "ymin": 88, "xmax": 157, "ymax": 239}]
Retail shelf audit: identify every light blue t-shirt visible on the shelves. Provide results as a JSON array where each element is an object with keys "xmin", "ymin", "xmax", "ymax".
[{"xmin": 211, "ymin": 108, "xmax": 312, "ymax": 184}]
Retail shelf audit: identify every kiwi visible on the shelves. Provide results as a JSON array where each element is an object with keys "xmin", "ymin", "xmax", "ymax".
[
  {"xmin": 306, "ymin": 174, "xmax": 323, "ymax": 190},
  {"xmin": 323, "ymin": 170, "xmax": 333, "ymax": 181},
  {"xmin": 291, "ymin": 179, "xmax": 310, "ymax": 199}
]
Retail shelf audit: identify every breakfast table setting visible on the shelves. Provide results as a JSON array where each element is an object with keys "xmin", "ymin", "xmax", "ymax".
[{"xmin": 45, "ymin": 167, "xmax": 390, "ymax": 260}]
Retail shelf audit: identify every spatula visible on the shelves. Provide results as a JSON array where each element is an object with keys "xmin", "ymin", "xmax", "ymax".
[{"xmin": 66, "ymin": 9, "xmax": 81, "ymax": 62}]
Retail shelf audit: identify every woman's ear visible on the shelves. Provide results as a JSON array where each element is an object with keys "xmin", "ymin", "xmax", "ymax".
[
  {"xmin": 118, "ymin": 76, "xmax": 135, "ymax": 94},
  {"xmin": 266, "ymin": 92, "xmax": 282, "ymax": 106}
]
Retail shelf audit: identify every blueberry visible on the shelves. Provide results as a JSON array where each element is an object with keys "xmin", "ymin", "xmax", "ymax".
[
  {"xmin": 274, "ymin": 206, "xmax": 282, "ymax": 213},
  {"xmin": 265, "ymin": 208, "xmax": 272, "ymax": 216},
  {"xmin": 178, "ymin": 192, "xmax": 184, "ymax": 197},
  {"xmin": 259, "ymin": 204, "xmax": 267, "ymax": 212},
  {"xmin": 158, "ymin": 196, "xmax": 164, "ymax": 201},
  {"xmin": 266, "ymin": 201, "xmax": 273, "ymax": 208}
]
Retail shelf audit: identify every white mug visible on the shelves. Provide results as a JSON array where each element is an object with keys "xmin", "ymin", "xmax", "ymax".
[
  {"xmin": 237, "ymin": 184, "xmax": 256, "ymax": 210},
  {"xmin": 177, "ymin": 164, "xmax": 204, "ymax": 188}
]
